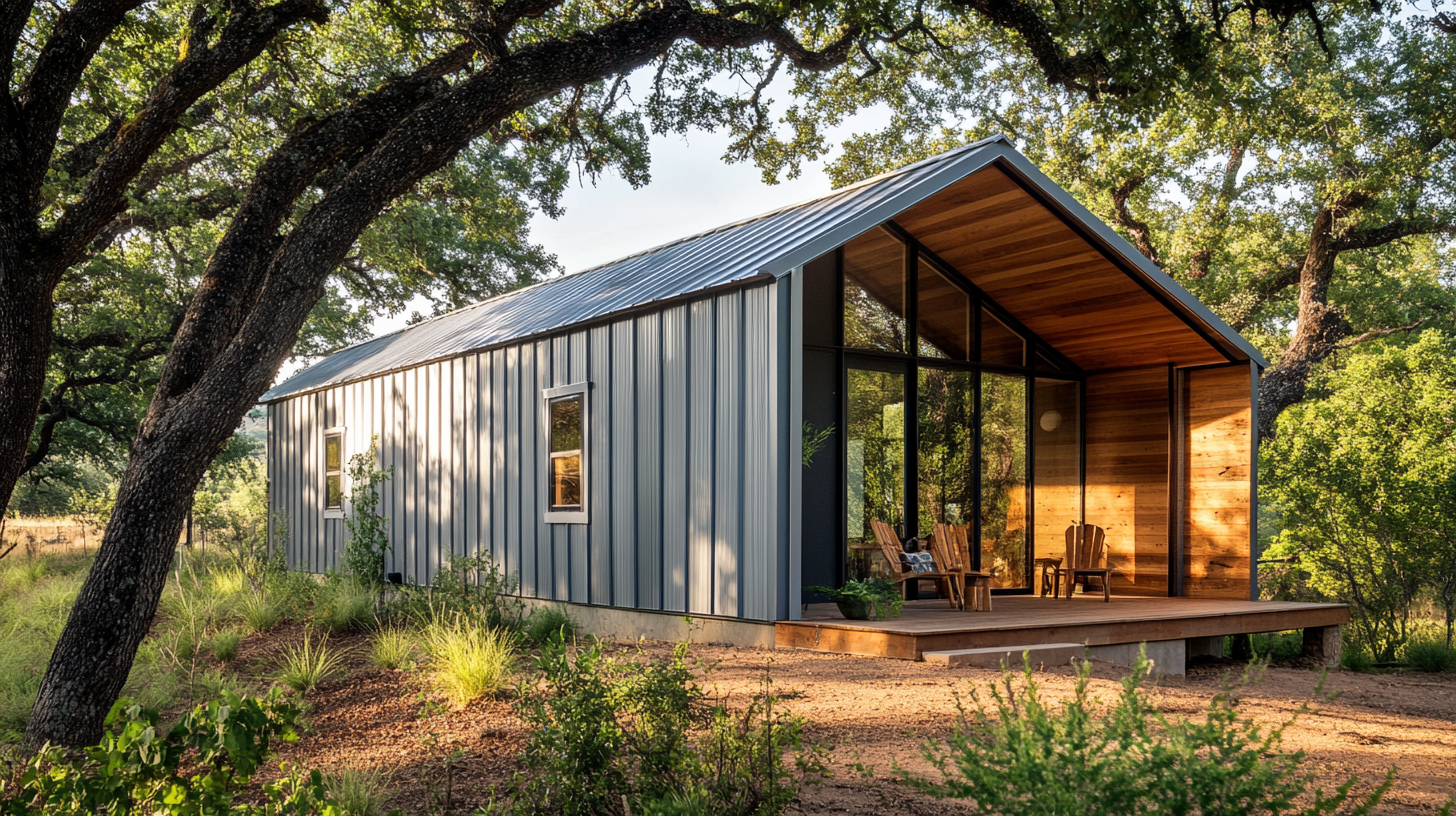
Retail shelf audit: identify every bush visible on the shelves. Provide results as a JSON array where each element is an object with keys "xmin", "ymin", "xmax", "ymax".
[
  {"xmin": 316, "ymin": 578, "xmax": 377, "ymax": 633},
  {"xmin": 421, "ymin": 615, "xmax": 516, "ymax": 706},
  {"xmin": 277, "ymin": 633, "xmax": 347, "ymax": 694},
  {"xmin": 1405, "ymin": 640, "xmax": 1456, "ymax": 672},
  {"xmin": 370, "ymin": 628, "xmax": 418, "ymax": 670},
  {"xmin": 388, "ymin": 555, "xmax": 523, "ymax": 632},
  {"xmin": 900, "ymin": 653, "xmax": 1392, "ymax": 816},
  {"xmin": 325, "ymin": 767, "xmax": 391, "ymax": 816},
  {"xmin": 212, "ymin": 629, "xmax": 243, "ymax": 663},
  {"xmin": 241, "ymin": 594, "xmax": 281, "ymax": 633},
  {"xmin": 524, "ymin": 605, "xmax": 577, "ymax": 646},
  {"xmin": 341, "ymin": 440, "xmax": 395, "ymax": 587},
  {"xmin": 498, "ymin": 640, "xmax": 823, "ymax": 816},
  {"xmin": 1342, "ymin": 646, "xmax": 1375, "ymax": 672},
  {"xmin": 1251, "ymin": 631, "xmax": 1305, "ymax": 664},
  {"xmin": 0, "ymin": 690, "xmax": 341, "ymax": 815}
]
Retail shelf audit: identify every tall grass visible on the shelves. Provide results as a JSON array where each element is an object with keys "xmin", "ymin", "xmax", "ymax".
[
  {"xmin": 326, "ymin": 767, "xmax": 392, "ymax": 816},
  {"xmin": 421, "ymin": 615, "xmax": 516, "ymax": 706},
  {"xmin": 370, "ymin": 628, "xmax": 418, "ymax": 670},
  {"xmin": 277, "ymin": 633, "xmax": 347, "ymax": 693},
  {"xmin": 316, "ymin": 578, "xmax": 377, "ymax": 633}
]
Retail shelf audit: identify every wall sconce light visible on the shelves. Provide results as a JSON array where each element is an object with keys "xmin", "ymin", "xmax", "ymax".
[{"xmin": 1039, "ymin": 410, "xmax": 1063, "ymax": 432}]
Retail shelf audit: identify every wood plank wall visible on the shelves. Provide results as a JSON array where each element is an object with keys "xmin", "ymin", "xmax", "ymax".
[
  {"xmin": 1181, "ymin": 364, "xmax": 1255, "ymax": 599},
  {"xmin": 1085, "ymin": 367, "xmax": 1169, "ymax": 597}
]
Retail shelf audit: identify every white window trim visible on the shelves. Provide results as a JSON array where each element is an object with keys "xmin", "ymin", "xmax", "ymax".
[
  {"xmin": 543, "ymin": 382, "xmax": 590, "ymax": 524},
  {"xmin": 323, "ymin": 426, "xmax": 346, "ymax": 519}
]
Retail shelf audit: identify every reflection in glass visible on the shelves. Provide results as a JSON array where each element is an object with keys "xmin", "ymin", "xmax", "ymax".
[
  {"xmin": 846, "ymin": 368, "xmax": 905, "ymax": 579},
  {"xmin": 980, "ymin": 308, "xmax": 1025, "ymax": 366},
  {"xmin": 917, "ymin": 260, "xmax": 970, "ymax": 360},
  {"xmin": 549, "ymin": 396, "xmax": 583, "ymax": 508},
  {"xmin": 843, "ymin": 229, "xmax": 906, "ymax": 352},
  {"xmin": 917, "ymin": 368, "xmax": 975, "ymax": 537},
  {"xmin": 1033, "ymin": 378, "xmax": 1081, "ymax": 595},
  {"xmin": 325, "ymin": 433, "xmax": 343, "ymax": 509},
  {"xmin": 981, "ymin": 372, "xmax": 1028, "ymax": 588}
]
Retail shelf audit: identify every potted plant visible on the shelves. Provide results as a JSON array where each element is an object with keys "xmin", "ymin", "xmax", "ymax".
[{"xmin": 804, "ymin": 578, "xmax": 904, "ymax": 621}]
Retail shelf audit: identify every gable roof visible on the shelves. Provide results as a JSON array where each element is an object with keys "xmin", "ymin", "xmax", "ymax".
[{"xmin": 262, "ymin": 136, "xmax": 1263, "ymax": 402}]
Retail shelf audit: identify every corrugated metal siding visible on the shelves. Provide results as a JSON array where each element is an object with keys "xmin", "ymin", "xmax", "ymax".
[{"xmin": 269, "ymin": 283, "xmax": 787, "ymax": 621}]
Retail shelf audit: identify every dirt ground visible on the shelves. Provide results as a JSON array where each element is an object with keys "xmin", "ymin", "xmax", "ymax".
[{"xmin": 235, "ymin": 629, "xmax": 1456, "ymax": 815}]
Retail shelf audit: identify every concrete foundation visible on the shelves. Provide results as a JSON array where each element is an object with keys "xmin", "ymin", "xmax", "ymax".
[
  {"xmin": 923, "ymin": 643, "xmax": 1083, "ymax": 669},
  {"xmin": 1302, "ymin": 625, "xmax": 1342, "ymax": 669},
  {"xmin": 1188, "ymin": 635, "xmax": 1226, "ymax": 659},
  {"xmin": 518, "ymin": 598, "xmax": 776, "ymax": 649},
  {"xmin": 1086, "ymin": 639, "xmax": 1187, "ymax": 676}
]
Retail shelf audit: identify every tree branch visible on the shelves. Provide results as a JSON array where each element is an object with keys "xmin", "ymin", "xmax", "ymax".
[
  {"xmin": 40, "ymin": 0, "xmax": 329, "ymax": 276},
  {"xmin": 1337, "ymin": 317, "xmax": 1434, "ymax": 349},
  {"xmin": 1109, "ymin": 174, "xmax": 1161, "ymax": 265},
  {"xmin": 1332, "ymin": 217, "xmax": 1456, "ymax": 252}
]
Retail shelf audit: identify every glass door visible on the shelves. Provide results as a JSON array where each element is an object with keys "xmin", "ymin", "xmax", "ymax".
[
  {"xmin": 981, "ymin": 371, "xmax": 1029, "ymax": 589},
  {"xmin": 845, "ymin": 364, "xmax": 906, "ymax": 580},
  {"xmin": 917, "ymin": 367, "xmax": 976, "ymax": 535}
]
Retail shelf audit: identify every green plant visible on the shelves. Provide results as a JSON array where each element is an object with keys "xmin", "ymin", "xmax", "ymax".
[
  {"xmin": 325, "ymin": 767, "xmax": 391, "ymax": 816},
  {"xmin": 242, "ymin": 594, "xmax": 282, "ymax": 633},
  {"xmin": 0, "ymin": 690, "xmax": 341, "ymax": 815},
  {"xmin": 804, "ymin": 577, "xmax": 903, "ymax": 619},
  {"xmin": 1250, "ymin": 631, "xmax": 1305, "ymax": 665},
  {"xmin": 388, "ymin": 555, "xmax": 524, "ymax": 633},
  {"xmin": 277, "ymin": 633, "xmax": 347, "ymax": 694},
  {"xmin": 1342, "ymin": 646, "xmax": 1376, "ymax": 673},
  {"xmin": 524, "ymin": 605, "xmax": 577, "ymax": 645},
  {"xmin": 370, "ymin": 628, "xmax": 418, "ymax": 670},
  {"xmin": 1405, "ymin": 639, "xmax": 1456, "ymax": 672},
  {"xmin": 900, "ymin": 652, "xmax": 1393, "ymax": 816},
  {"xmin": 212, "ymin": 629, "xmax": 243, "ymax": 663},
  {"xmin": 421, "ymin": 615, "xmax": 516, "ymax": 706},
  {"xmin": 341, "ymin": 439, "xmax": 395, "ymax": 587},
  {"xmin": 801, "ymin": 422, "xmax": 834, "ymax": 468},
  {"xmin": 316, "ymin": 577, "xmax": 378, "ymax": 633}
]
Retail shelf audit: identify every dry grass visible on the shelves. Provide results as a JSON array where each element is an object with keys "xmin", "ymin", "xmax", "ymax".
[{"xmin": 1, "ymin": 516, "xmax": 98, "ymax": 559}]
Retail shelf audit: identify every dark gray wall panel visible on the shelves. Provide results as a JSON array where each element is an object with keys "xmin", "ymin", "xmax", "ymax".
[
  {"xmin": 688, "ymin": 298, "xmax": 715, "ymax": 615},
  {"xmin": 588, "ymin": 324, "xmax": 614, "ymax": 606},
  {"xmin": 713, "ymin": 290, "xmax": 742, "ymax": 618},
  {"xmin": 610, "ymin": 320, "xmax": 636, "ymax": 608},
  {"xmin": 660, "ymin": 304, "xmax": 689, "ymax": 613},
  {"xmin": 634, "ymin": 311, "xmax": 662, "ymax": 611}
]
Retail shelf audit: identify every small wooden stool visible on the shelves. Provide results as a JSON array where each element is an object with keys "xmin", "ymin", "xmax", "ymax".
[
  {"xmin": 962, "ymin": 571, "xmax": 993, "ymax": 612},
  {"xmin": 1035, "ymin": 557, "xmax": 1063, "ymax": 598}
]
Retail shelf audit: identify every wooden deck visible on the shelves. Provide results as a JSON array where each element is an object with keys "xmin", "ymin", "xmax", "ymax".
[{"xmin": 775, "ymin": 594, "xmax": 1350, "ymax": 660}]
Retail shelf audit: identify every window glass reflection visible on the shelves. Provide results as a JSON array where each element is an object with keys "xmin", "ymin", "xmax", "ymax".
[{"xmin": 842, "ymin": 229, "xmax": 906, "ymax": 352}]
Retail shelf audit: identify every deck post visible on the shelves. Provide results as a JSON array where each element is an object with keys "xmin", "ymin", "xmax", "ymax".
[{"xmin": 1302, "ymin": 625, "xmax": 1342, "ymax": 669}]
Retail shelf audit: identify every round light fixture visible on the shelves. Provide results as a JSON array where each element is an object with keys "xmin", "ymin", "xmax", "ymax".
[{"xmin": 1040, "ymin": 410, "xmax": 1063, "ymax": 432}]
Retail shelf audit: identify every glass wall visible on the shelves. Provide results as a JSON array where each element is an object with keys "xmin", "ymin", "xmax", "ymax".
[
  {"xmin": 843, "ymin": 229, "xmax": 907, "ymax": 353},
  {"xmin": 846, "ymin": 367, "xmax": 905, "ymax": 580},
  {"xmin": 980, "ymin": 372, "xmax": 1028, "ymax": 589},
  {"xmin": 917, "ymin": 368, "xmax": 976, "ymax": 533},
  {"xmin": 1033, "ymin": 378, "xmax": 1081, "ymax": 594}
]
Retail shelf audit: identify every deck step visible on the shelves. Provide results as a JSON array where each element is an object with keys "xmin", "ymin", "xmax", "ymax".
[{"xmin": 922, "ymin": 643, "xmax": 1083, "ymax": 668}]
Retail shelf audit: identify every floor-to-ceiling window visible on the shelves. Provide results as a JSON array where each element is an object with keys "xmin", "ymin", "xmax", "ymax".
[{"xmin": 806, "ymin": 223, "xmax": 1084, "ymax": 593}]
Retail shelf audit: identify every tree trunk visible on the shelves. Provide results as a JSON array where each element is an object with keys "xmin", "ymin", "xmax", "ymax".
[
  {"xmin": 1257, "ymin": 207, "xmax": 1350, "ymax": 439},
  {"xmin": 0, "ymin": 254, "xmax": 55, "ymax": 516}
]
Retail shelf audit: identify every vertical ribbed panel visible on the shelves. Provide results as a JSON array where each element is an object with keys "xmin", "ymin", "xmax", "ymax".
[
  {"xmin": 490, "ymin": 350, "xmax": 507, "ymax": 574},
  {"xmin": 687, "ymin": 298, "xmax": 715, "ymax": 615},
  {"xmin": 568, "ymin": 330, "xmax": 589, "ymax": 602},
  {"xmin": 660, "ymin": 304, "xmax": 689, "ymax": 613},
  {"xmin": 462, "ymin": 356, "xmax": 477, "ymax": 563},
  {"xmin": 633, "ymin": 312, "xmax": 661, "ymax": 610},
  {"xmin": 517, "ymin": 345, "xmax": 536, "ymax": 596},
  {"xmin": 742, "ymin": 286, "xmax": 772, "ymax": 621},
  {"xmin": 609, "ymin": 320, "xmax": 636, "ymax": 607},
  {"xmin": 505, "ymin": 347, "xmax": 523, "ymax": 591},
  {"xmin": 713, "ymin": 291, "xmax": 742, "ymax": 618},
  {"xmin": 588, "ymin": 324, "xmax": 614, "ymax": 606},
  {"xmin": 388, "ymin": 373, "xmax": 406, "ymax": 581}
]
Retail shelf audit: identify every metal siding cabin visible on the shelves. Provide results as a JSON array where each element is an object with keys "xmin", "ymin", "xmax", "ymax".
[{"xmin": 265, "ymin": 138, "xmax": 1349, "ymax": 662}]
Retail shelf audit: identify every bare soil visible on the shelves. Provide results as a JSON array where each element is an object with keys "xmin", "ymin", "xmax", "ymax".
[{"xmin": 232, "ymin": 628, "xmax": 1456, "ymax": 815}]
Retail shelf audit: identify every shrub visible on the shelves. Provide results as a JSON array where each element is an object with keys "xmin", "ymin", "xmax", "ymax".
[
  {"xmin": 212, "ymin": 629, "xmax": 243, "ymax": 663},
  {"xmin": 325, "ymin": 767, "xmax": 391, "ymax": 816},
  {"xmin": 341, "ymin": 440, "xmax": 395, "ymax": 587},
  {"xmin": 1251, "ymin": 631, "xmax": 1304, "ymax": 664},
  {"xmin": 524, "ymin": 605, "xmax": 577, "ymax": 646},
  {"xmin": 500, "ymin": 640, "xmax": 823, "ymax": 816},
  {"xmin": 241, "ymin": 594, "xmax": 281, "ymax": 633},
  {"xmin": 421, "ymin": 615, "xmax": 516, "ymax": 706},
  {"xmin": 1342, "ymin": 646, "xmax": 1375, "ymax": 672},
  {"xmin": 370, "ymin": 628, "xmax": 418, "ymax": 671},
  {"xmin": 316, "ymin": 578, "xmax": 377, "ymax": 633},
  {"xmin": 388, "ymin": 555, "xmax": 523, "ymax": 632},
  {"xmin": 277, "ymin": 633, "xmax": 347, "ymax": 694},
  {"xmin": 1405, "ymin": 640, "xmax": 1456, "ymax": 672},
  {"xmin": 900, "ymin": 653, "xmax": 1392, "ymax": 816},
  {"xmin": 0, "ymin": 690, "xmax": 340, "ymax": 815}
]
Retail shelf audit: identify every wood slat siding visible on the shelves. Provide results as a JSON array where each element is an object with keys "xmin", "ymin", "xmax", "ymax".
[
  {"xmin": 1181, "ymin": 364, "xmax": 1254, "ymax": 599},
  {"xmin": 268, "ymin": 283, "xmax": 785, "ymax": 620},
  {"xmin": 894, "ymin": 167, "xmax": 1228, "ymax": 372},
  {"xmin": 1085, "ymin": 366, "xmax": 1169, "ymax": 597}
]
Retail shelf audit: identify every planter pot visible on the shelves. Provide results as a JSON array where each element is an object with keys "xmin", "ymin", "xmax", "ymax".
[{"xmin": 835, "ymin": 598, "xmax": 874, "ymax": 620}]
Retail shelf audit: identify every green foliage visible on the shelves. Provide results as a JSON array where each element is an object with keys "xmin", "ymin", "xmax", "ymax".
[
  {"xmin": 316, "ymin": 578, "xmax": 378, "ymax": 634},
  {"xmin": 0, "ymin": 690, "xmax": 338, "ymax": 815},
  {"xmin": 1404, "ymin": 640, "xmax": 1456, "ymax": 673},
  {"xmin": 499, "ymin": 640, "xmax": 821, "ymax": 816},
  {"xmin": 901, "ymin": 654, "xmax": 1392, "ymax": 816},
  {"xmin": 1341, "ymin": 647, "xmax": 1375, "ymax": 673},
  {"xmin": 212, "ymin": 629, "xmax": 243, "ymax": 664},
  {"xmin": 1264, "ymin": 332, "xmax": 1456, "ymax": 660},
  {"xmin": 370, "ymin": 628, "xmax": 419, "ymax": 671},
  {"xmin": 800, "ymin": 423, "xmax": 834, "ymax": 469},
  {"xmin": 1249, "ymin": 631, "xmax": 1305, "ymax": 665},
  {"xmin": 242, "ymin": 595, "xmax": 282, "ymax": 633},
  {"xmin": 523, "ymin": 605, "xmax": 578, "ymax": 646},
  {"xmin": 276, "ymin": 634, "xmax": 347, "ymax": 695},
  {"xmin": 341, "ymin": 440, "xmax": 395, "ymax": 587},
  {"xmin": 421, "ymin": 616, "xmax": 517, "ymax": 706},
  {"xmin": 324, "ymin": 767, "xmax": 392, "ymax": 816},
  {"xmin": 194, "ymin": 458, "xmax": 282, "ymax": 597},
  {"xmin": 804, "ymin": 578, "xmax": 903, "ymax": 620},
  {"xmin": 387, "ymin": 556, "xmax": 523, "ymax": 632}
]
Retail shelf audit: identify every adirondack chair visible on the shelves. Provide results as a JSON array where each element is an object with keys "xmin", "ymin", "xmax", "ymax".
[
  {"xmin": 870, "ymin": 519, "xmax": 961, "ymax": 608},
  {"xmin": 933, "ymin": 522, "xmax": 993, "ymax": 612},
  {"xmin": 1058, "ymin": 523, "xmax": 1112, "ymax": 601}
]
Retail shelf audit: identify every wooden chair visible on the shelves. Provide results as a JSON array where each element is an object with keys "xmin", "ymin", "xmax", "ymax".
[
  {"xmin": 1058, "ymin": 523, "xmax": 1111, "ymax": 602},
  {"xmin": 934, "ymin": 522, "xmax": 993, "ymax": 612},
  {"xmin": 870, "ymin": 519, "xmax": 961, "ymax": 609}
]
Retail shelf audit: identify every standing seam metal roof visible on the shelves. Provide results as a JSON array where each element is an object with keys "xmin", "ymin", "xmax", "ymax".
[{"xmin": 262, "ymin": 135, "xmax": 1262, "ymax": 402}]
